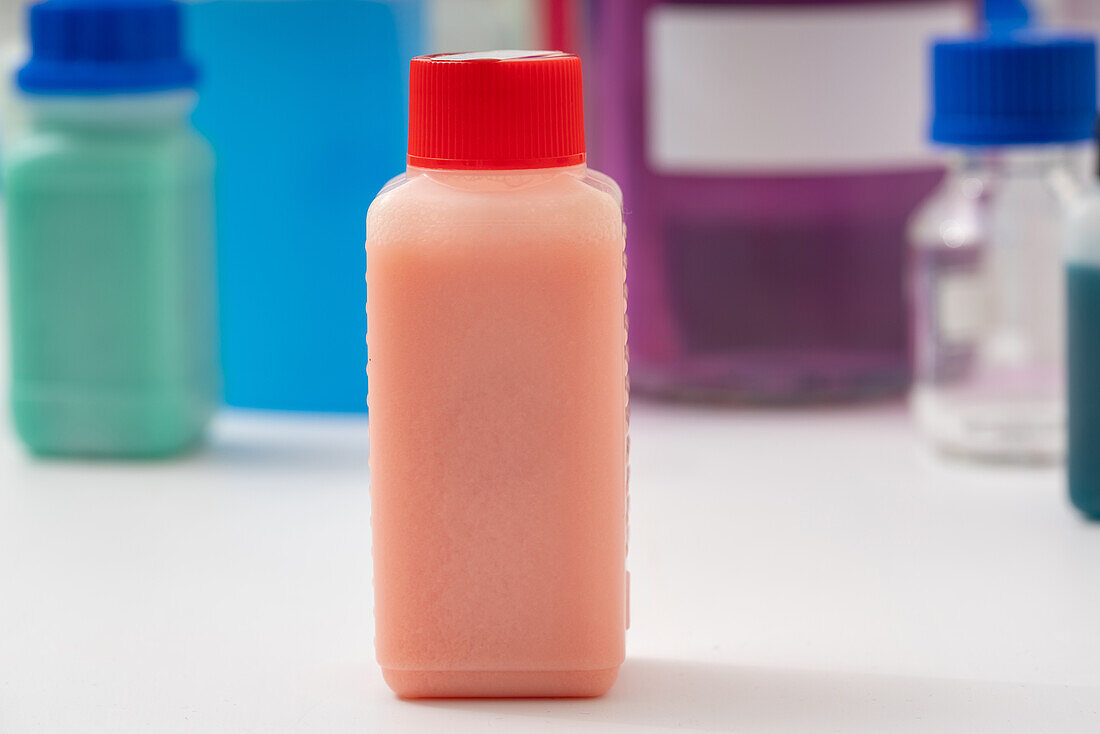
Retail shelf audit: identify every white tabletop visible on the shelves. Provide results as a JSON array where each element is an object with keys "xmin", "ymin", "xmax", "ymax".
[{"xmin": 0, "ymin": 401, "xmax": 1098, "ymax": 733}]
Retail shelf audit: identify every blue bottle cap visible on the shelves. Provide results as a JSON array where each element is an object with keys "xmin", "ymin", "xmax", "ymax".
[
  {"xmin": 17, "ymin": 0, "xmax": 198, "ymax": 94},
  {"xmin": 931, "ymin": 32, "xmax": 1098, "ymax": 146}
]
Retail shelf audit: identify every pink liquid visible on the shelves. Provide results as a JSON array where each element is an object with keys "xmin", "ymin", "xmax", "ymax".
[{"xmin": 366, "ymin": 165, "xmax": 628, "ymax": 698}]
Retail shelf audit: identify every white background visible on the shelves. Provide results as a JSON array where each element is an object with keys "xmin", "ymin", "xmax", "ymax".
[{"xmin": 1, "ymin": 401, "xmax": 1099, "ymax": 733}]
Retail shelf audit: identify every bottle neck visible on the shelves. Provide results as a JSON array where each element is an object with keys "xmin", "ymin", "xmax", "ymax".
[
  {"xmin": 951, "ymin": 144, "xmax": 1087, "ymax": 178},
  {"xmin": 404, "ymin": 161, "xmax": 589, "ymax": 191},
  {"xmin": 20, "ymin": 89, "xmax": 196, "ymax": 133},
  {"xmin": 947, "ymin": 143, "xmax": 1092, "ymax": 204}
]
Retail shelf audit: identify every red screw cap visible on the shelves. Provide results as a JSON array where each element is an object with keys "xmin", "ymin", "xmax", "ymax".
[{"xmin": 407, "ymin": 51, "xmax": 586, "ymax": 171}]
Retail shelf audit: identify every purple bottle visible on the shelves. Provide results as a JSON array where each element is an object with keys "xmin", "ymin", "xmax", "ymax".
[{"xmin": 590, "ymin": 0, "xmax": 973, "ymax": 401}]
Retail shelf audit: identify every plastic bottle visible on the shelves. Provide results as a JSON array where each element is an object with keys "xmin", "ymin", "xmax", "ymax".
[
  {"xmin": 3, "ymin": 0, "xmax": 217, "ymax": 457},
  {"xmin": 1065, "ymin": 126, "xmax": 1100, "ymax": 517},
  {"xmin": 910, "ymin": 33, "xmax": 1096, "ymax": 462},
  {"xmin": 367, "ymin": 52, "xmax": 628, "ymax": 698},
  {"xmin": 186, "ymin": 0, "xmax": 421, "ymax": 412},
  {"xmin": 588, "ymin": 0, "xmax": 972, "ymax": 402}
]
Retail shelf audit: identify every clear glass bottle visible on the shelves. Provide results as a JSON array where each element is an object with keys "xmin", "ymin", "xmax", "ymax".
[{"xmin": 910, "ymin": 33, "xmax": 1097, "ymax": 462}]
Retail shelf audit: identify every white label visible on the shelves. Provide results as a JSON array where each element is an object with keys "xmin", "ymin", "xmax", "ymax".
[{"xmin": 646, "ymin": 2, "xmax": 969, "ymax": 174}]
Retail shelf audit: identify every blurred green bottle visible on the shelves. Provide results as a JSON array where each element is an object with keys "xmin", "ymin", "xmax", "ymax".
[{"xmin": 3, "ymin": 0, "xmax": 217, "ymax": 458}]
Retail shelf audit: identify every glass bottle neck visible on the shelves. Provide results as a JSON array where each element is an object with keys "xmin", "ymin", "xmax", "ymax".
[
  {"xmin": 951, "ymin": 145, "xmax": 1087, "ymax": 177},
  {"xmin": 947, "ymin": 144, "xmax": 1092, "ymax": 205}
]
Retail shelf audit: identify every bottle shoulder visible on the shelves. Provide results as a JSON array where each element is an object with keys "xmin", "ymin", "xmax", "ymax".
[
  {"xmin": 910, "ymin": 165, "xmax": 1076, "ymax": 250},
  {"xmin": 909, "ymin": 177, "xmax": 986, "ymax": 250},
  {"xmin": 3, "ymin": 124, "xmax": 212, "ymax": 182},
  {"xmin": 367, "ymin": 166, "xmax": 624, "ymax": 246},
  {"xmin": 371, "ymin": 165, "xmax": 621, "ymax": 204}
]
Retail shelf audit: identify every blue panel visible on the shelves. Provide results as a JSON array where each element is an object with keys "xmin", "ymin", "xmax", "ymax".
[{"xmin": 188, "ymin": 0, "xmax": 421, "ymax": 412}]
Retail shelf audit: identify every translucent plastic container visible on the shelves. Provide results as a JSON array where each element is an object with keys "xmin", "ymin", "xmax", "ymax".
[
  {"xmin": 4, "ymin": 0, "xmax": 217, "ymax": 457},
  {"xmin": 367, "ymin": 52, "xmax": 627, "ymax": 698},
  {"xmin": 589, "ymin": 0, "xmax": 972, "ymax": 402},
  {"xmin": 1066, "ymin": 178, "xmax": 1100, "ymax": 517},
  {"xmin": 910, "ymin": 33, "xmax": 1096, "ymax": 462}
]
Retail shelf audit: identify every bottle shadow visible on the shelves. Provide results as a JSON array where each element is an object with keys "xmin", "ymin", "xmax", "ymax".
[
  {"xmin": 409, "ymin": 657, "xmax": 1090, "ymax": 732},
  {"xmin": 203, "ymin": 437, "xmax": 368, "ymax": 473},
  {"xmin": 199, "ymin": 412, "xmax": 370, "ymax": 474}
]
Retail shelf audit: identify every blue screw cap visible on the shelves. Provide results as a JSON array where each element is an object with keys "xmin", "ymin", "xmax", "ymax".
[
  {"xmin": 17, "ymin": 0, "xmax": 198, "ymax": 94},
  {"xmin": 931, "ymin": 32, "xmax": 1098, "ymax": 146}
]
